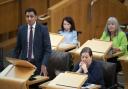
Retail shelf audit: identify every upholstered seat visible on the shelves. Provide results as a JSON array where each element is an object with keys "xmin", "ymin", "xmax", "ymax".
[{"xmin": 100, "ymin": 61, "xmax": 116, "ymax": 88}]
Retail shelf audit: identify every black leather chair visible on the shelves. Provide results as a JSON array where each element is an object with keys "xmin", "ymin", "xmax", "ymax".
[
  {"xmin": 100, "ymin": 61, "xmax": 124, "ymax": 89},
  {"xmin": 99, "ymin": 61, "xmax": 117, "ymax": 89},
  {"xmin": 47, "ymin": 51, "xmax": 74, "ymax": 80}
]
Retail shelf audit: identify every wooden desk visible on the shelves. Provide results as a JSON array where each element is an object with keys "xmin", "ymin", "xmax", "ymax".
[
  {"xmin": 0, "ymin": 64, "xmax": 32, "ymax": 89},
  {"xmin": 40, "ymin": 81, "xmax": 101, "ymax": 89},
  {"xmin": 40, "ymin": 72, "xmax": 87, "ymax": 89},
  {"xmin": 50, "ymin": 33, "xmax": 64, "ymax": 50},
  {"xmin": 70, "ymin": 39, "xmax": 112, "ymax": 62},
  {"xmin": 27, "ymin": 75, "xmax": 49, "ymax": 85},
  {"xmin": 40, "ymin": 81, "xmax": 76, "ymax": 89},
  {"xmin": 0, "ymin": 58, "xmax": 48, "ymax": 89},
  {"xmin": 57, "ymin": 43, "xmax": 76, "ymax": 52}
]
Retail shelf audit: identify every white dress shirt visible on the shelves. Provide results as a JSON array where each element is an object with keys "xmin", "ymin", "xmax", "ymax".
[{"xmin": 27, "ymin": 22, "xmax": 36, "ymax": 59}]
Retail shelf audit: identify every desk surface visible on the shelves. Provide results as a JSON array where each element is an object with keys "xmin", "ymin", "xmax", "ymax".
[
  {"xmin": 40, "ymin": 72, "xmax": 87, "ymax": 89},
  {"xmin": 50, "ymin": 33, "xmax": 64, "ymax": 47},
  {"xmin": 70, "ymin": 39, "xmax": 114, "ymax": 60},
  {"xmin": 57, "ymin": 43, "xmax": 76, "ymax": 51},
  {"xmin": 40, "ymin": 81, "xmax": 101, "ymax": 89},
  {"xmin": 118, "ymin": 54, "xmax": 128, "ymax": 61},
  {"xmin": 27, "ymin": 75, "xmax": 49, "ymax": 85},
  {"xmin": 50, "ymin": 33, "xmax": 76, "ymax": 51},
  {"xmin": 40, "ymin": 81, "xmax": 76, "ymax": 89},
  {"xmin": 0, "ymin": 65, "xmax": 35, "ymax": 81},
  {"xmin": 75, "ymin": 40, "xmax": 112, "ymax": 54}
]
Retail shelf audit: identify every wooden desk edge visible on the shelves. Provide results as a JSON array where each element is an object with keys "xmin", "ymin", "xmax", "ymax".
[{"xmin": 27, "ymin": 76, "xmax": 49, "ymax": 85}]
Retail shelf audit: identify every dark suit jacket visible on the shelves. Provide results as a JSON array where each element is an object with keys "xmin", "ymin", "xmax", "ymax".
[{"xmin": 13, "ymin": 23, "xmax": 51, "ymax": 72}]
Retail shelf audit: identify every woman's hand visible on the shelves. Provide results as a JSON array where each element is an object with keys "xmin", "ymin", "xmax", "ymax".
[
  {"xmin": 112, "ymin": 47, "xmax": 121, "ymax": 53},
  {"xmin": 79, "ymin": 61, "xmax": 88, "ymax": 73}
]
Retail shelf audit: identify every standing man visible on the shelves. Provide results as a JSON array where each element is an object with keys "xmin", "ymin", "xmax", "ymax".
[{"xmin": 13, "ymin": 8, "xmax": 51, "ymax": 76}]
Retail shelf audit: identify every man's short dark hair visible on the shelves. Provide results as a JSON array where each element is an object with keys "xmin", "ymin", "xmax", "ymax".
[{"xmin": 25, "ymin": 8, "xmax": 37, "ymax": 15}]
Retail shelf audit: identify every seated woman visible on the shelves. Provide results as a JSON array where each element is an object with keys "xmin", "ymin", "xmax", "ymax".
[
  {"xmin": 100, "ymin": 17, "xmax": 127, "ymax": 54},
  {"xmin": 58, "ymin": 16, "xmax": 78, "ymax": 46},
  {"xmin": 100, "ymin": 17, "xmax": 128, "ymax": 72},
  {"xmin": 73, "ymin": 47, "xmax": 105, "ymax": 88},
  {"xmin": 47, "ymin": 51, "xmax": 73, "ymax": 80}
]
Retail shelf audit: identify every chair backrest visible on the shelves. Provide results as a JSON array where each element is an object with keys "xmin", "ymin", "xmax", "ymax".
[
  {"xmin": 120, "ymin": 59, "xmax": 128, "ymax": 88},
  {"xmin": 125, "ymin": 32, "xmax": 128, "ymax": 50},
  {"xmin": 47, "ymin": 51, "xmax": 74, "ymax": 80},
  {"xmin": 100, "ymin": 61, "xmax": 116, "ymax": 88}
]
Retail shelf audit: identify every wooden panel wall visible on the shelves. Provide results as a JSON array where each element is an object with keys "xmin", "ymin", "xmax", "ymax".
[
  {"xmin": 48, "ymin": 0, "xmax": 97, "ymax": 43},
  {"xmin": 46, "ymin": 0, "xmax": 128, "ymax": 44},
  {"xmin": 0, "ymin": 0, "xmax": 128, "ymax": 45},
  {"xmin": 48, "ymin": 0, "xmax": 62, "ymax": 7},
  {"xmin": 20, "ymin": 0, "xmax": 62, "ymax": 24},
  {"xmin": 0, "ymin": 0, "xmax": 61, "ymax": 39},
  {"xmin": 0, "ymin": 0, "xmax": 19, "ymax": 41},
  {"xmin": 20, "ymin": 0, "xmax": 48, "ymax": 23}
]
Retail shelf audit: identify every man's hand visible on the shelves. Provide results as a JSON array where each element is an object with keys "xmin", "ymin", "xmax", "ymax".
[{"xmin": 40, "ymin": 65, "xmax": 48, "ymax": 76}]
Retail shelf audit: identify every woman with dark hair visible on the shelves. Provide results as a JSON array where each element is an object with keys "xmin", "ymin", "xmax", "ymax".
[
  {"xmin": 58, "ymin": 16, "xmax": 78, "ymax": 45},
  {"xmin": 47, "ymin": 51, "xmax": 73, "ymax": 80},
  {"xmin": 73, "ymin": 47, "xmax": 105, "ymax": 88}
]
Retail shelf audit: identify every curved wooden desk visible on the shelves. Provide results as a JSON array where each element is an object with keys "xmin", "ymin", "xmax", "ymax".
[{"xmin": 70, "ymin": 39, "xmax": 112, "ymax": 62}]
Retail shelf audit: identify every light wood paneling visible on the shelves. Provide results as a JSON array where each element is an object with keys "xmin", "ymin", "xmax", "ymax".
[
  {"xmin": 49, "ymin": 0, "xmax": 62, "ymax": 7},
  {"xmin": 0, "ymin": 0, "xmax": 19, "ymax": 41},
  {"xmin": 0, "ymin": 0, "xmax": 19, "ymax": 34},
  {"xmin": 44, "ymin": 0, "xmax": 128, "ymax": 45},
  {"xmin": 21, "ymin": 0, "xmax": 48, "ymax": 23}
]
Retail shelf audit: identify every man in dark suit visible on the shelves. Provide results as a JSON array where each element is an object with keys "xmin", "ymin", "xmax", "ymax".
[{"xmin": 13, "ymin": 8, "xmax": 51, "ymax": 76}]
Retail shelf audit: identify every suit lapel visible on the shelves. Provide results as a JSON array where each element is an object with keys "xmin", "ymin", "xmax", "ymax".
[
  {"xmin": 21, "ymin": 25, "xmax": 28, "ymax": 58},
  {"xmin": 23, "ymin": 25, "xmax": 28, "ymax": 45}
]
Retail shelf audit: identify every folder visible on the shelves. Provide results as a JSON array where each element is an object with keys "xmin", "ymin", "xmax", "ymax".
[{"xmin": 41, "ymin": 72, "xmax": 87, "ymax": 89}]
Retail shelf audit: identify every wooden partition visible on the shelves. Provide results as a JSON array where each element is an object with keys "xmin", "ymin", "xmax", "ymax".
[
  {"xmin": 20, "ymin": 0, "xmax": 62, "ymax": 24},
  {"xmin": 48, "ymin": 0, "xmax": 62, "ymax": 7},
  {"xmin": 0, "ymin": 0, "xmax": 19, "ymax": 41},
  {"xmin": 39, "ymin": 0, "xmax": 128, "ymax": 45}
]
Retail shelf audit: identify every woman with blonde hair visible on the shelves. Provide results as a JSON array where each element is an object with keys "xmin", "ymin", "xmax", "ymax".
[{"xmin": 100, "ymin": 17, "xmax": 127, "ymax": 72}]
